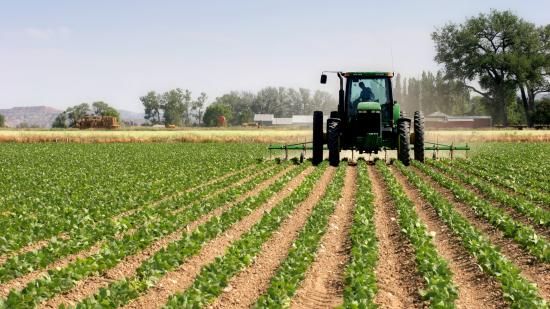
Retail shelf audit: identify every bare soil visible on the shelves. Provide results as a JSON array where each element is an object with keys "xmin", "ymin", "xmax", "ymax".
[
  {"xmin": 0, "ymin": 233, "xmax": 68, "ymax": 266},
  {"xmin": 0, "ymin": 163, "xmax": 258, "ymax": 292},
  {"xmin": 39, "ymin": 166, "xmax": 295, "ymax": 308},
  {"xmin": 0, "ymin": 166, "xmax": 267, "ymax": 300},
  {"xmin": 205, "ymin": 166, "xmax": 337, "ymax": 309},
  {"xmin": 289, "ymin": 166, "xmax": 356, "ymax": 309},
  {"xmin": 390, "ymin": 166, "xmax": 507, "ymax": 308},
  {"xmin": 412, "ymin": 166, "xmax": 550, "ymax": 302},
  {"xmin": 369, "ymin": 165, "xmax": 424, "ymax": 309},
  {"xmin": 112, "ymin": 162, "xmax": 258, "ymax": 221},
  {"xmin": 123, "ymin": 166, "xmax": 320, "ymax": 309}
]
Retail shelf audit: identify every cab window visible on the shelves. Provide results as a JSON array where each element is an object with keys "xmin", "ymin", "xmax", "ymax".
[{"xmin": 348, "ymin": 77, "xmax": 390, "ymax": 115}]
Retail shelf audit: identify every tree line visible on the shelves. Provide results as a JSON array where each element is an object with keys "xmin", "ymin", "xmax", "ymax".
[
  {"xmin": 141, "ymin": 87, "xmax": 336, "ymax": 127},
  {"xmin": 140, "ymin": 89, "xmax": 208, "ymax": 126},
  {"xmin": 393, "ymin": 72, "xmax": 471, "ymax": 116}
]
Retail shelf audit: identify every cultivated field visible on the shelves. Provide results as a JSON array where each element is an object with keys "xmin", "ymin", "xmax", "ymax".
[{"xmin": 0, "ymin": 142, "xmax": 548, "ymax": 308}]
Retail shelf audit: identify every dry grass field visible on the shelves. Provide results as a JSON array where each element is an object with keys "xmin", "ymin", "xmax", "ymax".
[{"xmin": 1, "ymin": 128, "xmax": 550, "ymax": 143}]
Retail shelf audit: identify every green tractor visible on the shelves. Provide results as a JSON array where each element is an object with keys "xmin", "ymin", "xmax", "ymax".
[{"xmin": 312, "ymin": 71, "xmax": 424, "ymax": 167}]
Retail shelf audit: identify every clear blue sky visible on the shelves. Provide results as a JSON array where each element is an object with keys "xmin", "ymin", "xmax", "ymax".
[{"xmin": 1, "ymin": 0, "xmax": 548, "ymax": 111}]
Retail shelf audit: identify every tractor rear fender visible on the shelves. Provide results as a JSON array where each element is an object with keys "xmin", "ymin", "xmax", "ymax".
[{"xmin": 393, "ymin": 103, "xmax": 401, "ymax": 124}]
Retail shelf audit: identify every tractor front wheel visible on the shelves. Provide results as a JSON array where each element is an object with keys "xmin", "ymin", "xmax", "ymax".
[
  {"xmin": 327, "ymin": 118, "xmax": 340, "ymax": 167},
  {"xmin": 312, "ymin": 111, "xmax": 324, "ymax": 166},
  {"xmin": 413, "ymin": 111, "xmax": 425, "ymax": 162},
  {"xmin": 397, "ymin": 118, "xmax": 411, "ymax": 166}
]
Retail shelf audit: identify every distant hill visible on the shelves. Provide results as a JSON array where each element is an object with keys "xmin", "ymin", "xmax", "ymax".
[
  {"xmin": 0, "ymin": 106, "xmax": 61, "ymax": 128},
  {"xmin": 0, "ymin": 106, "xmax": 147, "ymax": 128}
]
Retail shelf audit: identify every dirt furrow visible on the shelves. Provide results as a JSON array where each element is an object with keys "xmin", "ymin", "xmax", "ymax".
[
  {"xmin": 206, "ymin": 167, "xmax": 336, "ymax": 309},
  {"xmin": 0, "ymin": 165, "xmax": 256, "ymax": 275},
  {"xmin": 124, "ymin": 166, "xmax": 322, "ymax": 309},
  {"xmin": 369, "ymin": 164, "xmax": 424, "ymax": 309},
  {"xmin": 112, "ymin": 163, "xmax": 258, "ymax": 221},
  {"xmin": 0, "ymin": 233, "xmax": 68, "ymax": 266},
  {"xmin": 390, "ymin": 166, "xmax": 507, "ymax": 308},
  {"xmin": 412, "ymin": 166, "xmax": 550, "ymax": 301},
  {"xmin": 289, "ymin": 166, "xmax": 356, "ymax": 309},
  {"xmin": 39, "ymin": 165, "xmax": 294, "ymax": 309},
  {"xmin": 0, "ymin": 167, "xmax": 265, "ymax": 300},
  {"xmin": 433, "ymin": 165, "xmax": 550, "ymax": 239}
]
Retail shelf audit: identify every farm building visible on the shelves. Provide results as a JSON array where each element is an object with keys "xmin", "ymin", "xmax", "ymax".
[
  {"xmin": 253, "ymin": 114, "xmax": 274, "ymax": 126},
  {"xmin": 253, "ymin": 114, "xmax": 328, "ymax": 126},
  {"xmin": 426, "ymin": 111, "xmax": 492, "ymax": 129},
  {"xmin": 272, "ymin": 118, "xmax": 293, "ymax": 125}
]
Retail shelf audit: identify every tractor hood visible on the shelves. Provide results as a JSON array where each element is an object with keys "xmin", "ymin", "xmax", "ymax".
[{"xmin": 357, "ymin": 102, "xmax": 381, "ymax": 112}]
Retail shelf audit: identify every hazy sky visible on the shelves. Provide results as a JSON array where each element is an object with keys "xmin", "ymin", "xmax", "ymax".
[{"xmin": 1, "ymin": 0, "xmax": 548, "ymax": 111}]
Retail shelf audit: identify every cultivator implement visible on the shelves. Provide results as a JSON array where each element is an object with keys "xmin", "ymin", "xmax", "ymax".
[{"xmin": 268, "ymin": 140, "xmax": 469, "ymax": 162}]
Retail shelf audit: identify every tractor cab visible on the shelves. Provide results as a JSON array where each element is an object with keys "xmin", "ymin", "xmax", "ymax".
[
  {"xmin": 344, "ymin": 73, "xmax": 399, "ymax": 152},
  {"xmin": 315, "ymin": 70, "xmax": 419, "ymax": 167}
]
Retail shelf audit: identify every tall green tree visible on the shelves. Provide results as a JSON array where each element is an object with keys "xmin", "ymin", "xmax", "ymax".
[
  {"xmin": 66, "ymin": 103, "xmax": 90, "ymax": 127},
  {"xmin": 52, "ymin": 112, "xmax": 68, "ymax": 128},
  {"xmin": 140, "ymin": 91, "xmax": 162, "ymax": 124},
  {"xmin": 161, "ymin": 88, "xmax": 186, "ymax": 126},
  {"xmin": 0, "ymin": 114, "xmax": 4, "ymax": 127},
  {"xmin": 203, "ymin": 102, "xmax": 232, "ymax": 126},
  {"xmin": 191, "ymin": 92, "xmax": 208, "ymax": 125},
  {"xmin": 92, "ymin": 101, "xmax": 120, "ymax": 120},
  {"xmin": 181, "ymin": 89, "xmax": 192, "ymax": 126},
  {"xmin": 432, "ymin": 10, "xmax": 539, "ymax": 125},
  {"xmin": 513, "ymin": 24, "xmax": 550, "ymax": 126}
]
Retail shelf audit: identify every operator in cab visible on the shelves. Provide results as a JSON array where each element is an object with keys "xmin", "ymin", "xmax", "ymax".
[
  {"xmin": 351, "ymin": 81, "xmax": 376, "ymax": 115},
  {"xmin": 357, "ymin": 82, "xmax": 375, "ymax": 102}
]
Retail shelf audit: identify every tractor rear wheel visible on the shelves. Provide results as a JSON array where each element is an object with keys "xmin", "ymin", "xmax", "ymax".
[
  {"xmin": 397, "ymin": 118, "xmax": 411, "ymax": 166},
  {"xmin": 414, "ymin": 111, "xmax": 425, "ymax": 162},
  {"xmin": 327, "ymin": 118, "xmax": 340, "ymax": 167},
  {"xmin": 312, "ymin": 111, "xmax": 323, "ymax": 165}
]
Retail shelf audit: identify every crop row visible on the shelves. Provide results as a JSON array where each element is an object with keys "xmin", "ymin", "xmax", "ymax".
[
  {"xmin": 342, "ymin": 160, "xmax": 378, "ymax": 308},
  {"xmin": 0, "ymin": 144, "xmax": 265, "ymax": 255},
  {"xmin": 0, "ymin": 159, "xmax": 287, "ymax": 307},
  {"xmin": 162, "ymin": 163, "xmax": 333, "ymax": 307},
  {"xmin": 460, "ymin": 142, "xmax": 550, "ymax": 191},
  {"xmin": 453, "ymin": 158, "xmax": 550, "ymax": 205},
  {"xmin": 71, "ymin": 163, "xmax": 311, "ymax": 308},
  {"xmin": 412, "ymin": 161, "xmax": 550, "ymax": 263},
  {"xmin": 376, "ymin": 161, "xmax": 458, "ymax": 307},
  {"xmin": 252, "ymin": 164, "xmax": 346, "ymax": 308},
  {"xmin": 430, "ymin": 160, "xmax": 550, "ymax": 227},
  {"xmin": 0, "ymin": 162, "xmax": 269, "ymax": 284},
  {"xmin": 396, "ymin": 161, "xmax": 547, "ymax": 308}
]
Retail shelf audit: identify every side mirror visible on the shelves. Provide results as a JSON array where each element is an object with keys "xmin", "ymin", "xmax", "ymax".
[{"xmin": 320, "ymin": 74, "xmax": 327, "ymax": 84}]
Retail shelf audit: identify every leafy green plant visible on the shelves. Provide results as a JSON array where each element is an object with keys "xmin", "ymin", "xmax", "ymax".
[
  {"xmin": 396, "ymin": 161, "xmax": 547, "ymax": 308},
  {"xmin": 430, "ymin": 159, "xmax": 550, "ymax": 227},
  {"xmin": 413, "ymin": 161, "xmax": 550, "ymax": 262},
  {"xmin": 70, "ymin": 163, "xmax": 310, "ymax": 308},
  {"xmin": 342, "ymin": 160, "xmax": 378, "ymax": 308},
  {"xmin": 0, "ymin": 163, "xmax": 268, "ymax": 284},
  {"xmin": 164, "ymin": 163, "xmax": 334, "ymax": 308},
  {"xmin": 0, "ymin": 160, "xmax": 291, "ymax": 308},
  {"xmin": 376, "ymin": 161, "xmax": 458, "ymax": 308}
]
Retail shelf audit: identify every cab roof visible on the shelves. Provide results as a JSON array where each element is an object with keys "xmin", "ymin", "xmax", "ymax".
[{"xmin": 342, "ymin": 72, "xmax": 394, "ymax": 78}]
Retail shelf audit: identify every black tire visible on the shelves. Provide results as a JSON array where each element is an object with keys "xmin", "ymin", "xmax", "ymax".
[
  {"xmin": 397, "ymin": 118, "xmax": 411, "ymax": 166},
  {"xmin": 312, "ymin": 111, "xmax": 324, "ymax": 166},
  {"xmin": 414, "ymin": 111, "xmax": 425, "ymax": 162},
  {"xmin": 327, "ymin": 118, "xmax": 340, "ymax": 167}
]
